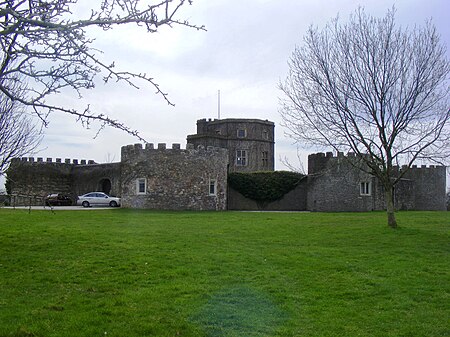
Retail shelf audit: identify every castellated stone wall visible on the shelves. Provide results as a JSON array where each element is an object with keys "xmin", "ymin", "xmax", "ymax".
[
  {"xmin": 307, "ymin": 152, "xmax": 447, "ymax": 212},
  {"xmin": 120, "ymin": 143, "xmax": 229, "ymax": 210},
  {"xmin": 307, "ymin": 152, "xmax": 377, "ymax": 212},
  {"xmin": 6, "ymin": 157, "xmax": 109, "ymax": 205},
  {"xmin": 8, "ymin": 158, "xmax": 74, "ymax": 199},
  {"xmin": 398, "ymin": 164, "xmax": 447, "ymax": 211}
]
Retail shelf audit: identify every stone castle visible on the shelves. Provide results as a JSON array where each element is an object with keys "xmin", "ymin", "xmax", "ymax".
[{"xmin": 6, "ymin": 118, "xmax": 447, "ymax": 211}]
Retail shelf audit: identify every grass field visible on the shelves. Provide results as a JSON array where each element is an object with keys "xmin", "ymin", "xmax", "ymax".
[{"xmin": 0, "ymin": 209, "xmax": 448, "ymax": 337}]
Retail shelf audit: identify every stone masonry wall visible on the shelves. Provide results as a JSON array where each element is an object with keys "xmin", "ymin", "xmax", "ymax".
[
  {"xmin": 399, "ymin": 165, "xmax": 447, "ymax": 210},
  {"xmin": 7, "ymin": 157, "xmax": 95, "ymax": 205},
  {"xmin": 307, "ymin": 152, "xmax": 447, "ymax": 212},
  {"xmin": 307, "ymin": 153, "xmax": 376, "ymax": 212},
  {"xmin": 120, "ymin": 143, "xmax": 228, "ymax": 210},
  {"xmin": 72, "ymin": 163, "xmax": 121, "ymax": 197}
]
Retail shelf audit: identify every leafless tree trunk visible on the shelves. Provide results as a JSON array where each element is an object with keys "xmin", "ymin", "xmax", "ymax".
[
  {"xmin": 279, "ymin": 7, "xmax": 449, "ymax": 228},
  {"xmin": 384, "ymin": 185, "xmax": 396, "ymax": 228},
  {"xmin": 0, "ymin": 0, "xmax": 204, "ymax": 140}
]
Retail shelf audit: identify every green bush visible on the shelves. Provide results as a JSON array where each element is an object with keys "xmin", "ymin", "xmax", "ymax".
[{"xmin": 228, "ymin": 171, "xmax": 305, "ymax": 202}]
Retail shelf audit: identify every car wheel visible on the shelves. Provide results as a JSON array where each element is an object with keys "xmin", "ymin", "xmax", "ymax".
[
  {"xmin": 109, "ymin": 201, "xmax": 118, "ymax": 207},
  {"xmin": 82, "ymin": 201, "xmax": 90, "ymax": 208}
]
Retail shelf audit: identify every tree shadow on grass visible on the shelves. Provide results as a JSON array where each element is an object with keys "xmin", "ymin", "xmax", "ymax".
[{"xmin": 191, "ymin": 285, "xmax": 288, "ymax": 337}]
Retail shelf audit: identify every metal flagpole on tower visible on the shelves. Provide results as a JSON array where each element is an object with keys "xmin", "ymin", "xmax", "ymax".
[{"xmin": 218, "ymin": 90, "xmax": 221, "ymax": 120}]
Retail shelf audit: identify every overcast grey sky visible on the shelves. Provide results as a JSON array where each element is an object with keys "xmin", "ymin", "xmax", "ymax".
[{"xmin": 11, "ymin": 0, "xmax": 450, "ymax": 184}]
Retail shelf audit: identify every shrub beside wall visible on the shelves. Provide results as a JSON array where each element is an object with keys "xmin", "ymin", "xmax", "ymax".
[{"xmin": 228, "ymin": 171, "xmax": 305, "ymax": 203}]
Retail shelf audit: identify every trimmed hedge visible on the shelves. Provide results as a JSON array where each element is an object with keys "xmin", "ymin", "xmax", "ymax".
[{"xmin": 228, "ymin": 171, "xmax": 305, "ymax": 202}]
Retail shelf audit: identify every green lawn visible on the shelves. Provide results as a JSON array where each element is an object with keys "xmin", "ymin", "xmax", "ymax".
[{"xmin": 0, "ymin": 209, "xmax": 448, "ymax": 337}]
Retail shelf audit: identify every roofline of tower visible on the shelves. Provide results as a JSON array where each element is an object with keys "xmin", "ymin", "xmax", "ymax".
[{"xmin": 196, "ymin": 118, "xmax": 274, "ymax": 126}]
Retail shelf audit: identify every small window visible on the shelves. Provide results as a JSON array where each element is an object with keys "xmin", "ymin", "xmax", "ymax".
[
  {"xmin": 237, "ymin": 129, "xmax": 247, "ymax": 138},
  {"xmin": 209, "ymin": 179, "xmax": 217, "ymax": 196},
  {"xmin": 360, "ymin": 182, "xmax": 371, "ymax": 196},
  {"xmin": 262, "ymin": 151, "xmax": 269, "ymax": 166},
  {"xmin": 262, "ymin": 130, "xmax": 269, "ymax": 140},
  {"xmin": 236, "ymin": 150, "xmax": 247, "ymax": 166},
  {"xmin": 137, "ymin": 178, "xmax": 147, "ymax": 195}
]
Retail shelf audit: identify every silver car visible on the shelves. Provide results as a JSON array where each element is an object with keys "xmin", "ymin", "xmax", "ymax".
[{"xmin": 77, "ymin": 192, "xmax": 121, "ymax": 208}]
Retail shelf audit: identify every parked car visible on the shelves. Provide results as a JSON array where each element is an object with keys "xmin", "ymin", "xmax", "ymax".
[
  {"xmin": 77, "ymin": 192, "xmax": 121, "ymax": 208},
  {"xmin": 45, "ymin": 193, "xmax": 73, "ymax": 206}
]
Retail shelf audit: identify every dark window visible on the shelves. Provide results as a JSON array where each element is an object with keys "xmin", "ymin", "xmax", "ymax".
[
  {"xmin": 262, "ymin": 151, "xmax": 269, "ymax": 166},
  {"xmin": 360, "ymin": 182, "xmax": 371, "ymax": 196},
  {"xmin": 137, "ymin": 178, "xmax": 146, "ymax": 194},
  {"xmin": 209, "ymin": 179, "xmax": 217, "ymax": 195},
  {"xmin": 237, "ymin": 129, "xmax": 247, "ymax": 138},
  {"xmin": 236, "ymin": 150, "xmax": 247, "ymax": 166}
]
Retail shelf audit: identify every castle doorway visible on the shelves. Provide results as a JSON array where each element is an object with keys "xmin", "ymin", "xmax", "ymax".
[{"xmin": 99, "ymin": 178, "xmax": 112, "ymax": 195}]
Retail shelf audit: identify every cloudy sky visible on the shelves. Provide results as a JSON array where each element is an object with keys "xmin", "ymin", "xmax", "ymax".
[{"xmin": 8, "ymin": 0, "xmax": 449, "ymax": 187}]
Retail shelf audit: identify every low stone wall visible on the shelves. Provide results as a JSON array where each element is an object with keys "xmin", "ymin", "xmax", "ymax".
[{"xmin": 6, "ymin": 194, "xmax": 45, "ymax": 207}]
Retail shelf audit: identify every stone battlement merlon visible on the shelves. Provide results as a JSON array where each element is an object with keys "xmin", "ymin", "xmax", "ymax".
[{"xmin": 12, "ymin": 157, "xmax": 96, "ymax": 165}]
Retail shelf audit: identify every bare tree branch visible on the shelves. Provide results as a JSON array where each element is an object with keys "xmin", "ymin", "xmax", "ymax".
[{"xmin": 0, "ymin": 0, "xmax": 205, "ymax": 140}]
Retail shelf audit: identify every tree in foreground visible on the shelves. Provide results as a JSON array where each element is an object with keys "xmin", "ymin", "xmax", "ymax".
[
  {"xmin": 0, "ymin": 0, "xmax": 204, "ymax": 141},
  {"xmin": 279, "ymin": 7, "xmax": 449, "ymax": 228},
  {"xmin": 0, "ymin": 78, "xmax": 42, "ymax": 177}
]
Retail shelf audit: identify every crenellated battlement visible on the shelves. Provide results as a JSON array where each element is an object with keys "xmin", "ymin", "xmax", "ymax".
[
  {"xmin": 121, "ymin": 142, "xmax": 228, "ymax": 160},
  {"xmin": 309, "ymin": 151, "xmax": 373, "ymax": 160},
  {"xmin": 11, "ymin": 157, "xmax": 97, "ymax": 165},
  {"xmin": 400, "ymin": 164, "xmax": 445, "ymax": 171},
  {"xmin": 308, "ymin": 151, "xmax": 446, "ymax": 175},
  {"xmin": 307, "ymin": 152, "xmax": 337, "ymax": 174}
]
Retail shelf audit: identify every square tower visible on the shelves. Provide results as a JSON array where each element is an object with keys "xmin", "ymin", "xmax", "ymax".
[{"xmin": 187, "ymin": 118, "xmax": 275, "ymax": 172}]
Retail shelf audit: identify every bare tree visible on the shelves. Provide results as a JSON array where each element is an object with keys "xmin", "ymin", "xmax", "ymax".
[
  {"xmin": 0, "ymin": 0, "xmax": 205, "ymax": 141},
  {"xmin": 279, "ymin": 7, "xmax": 449, "ymax": 228},
  {"xmin": 0, "ymin": 78, "xmax": 42, "ymax": 176}
]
